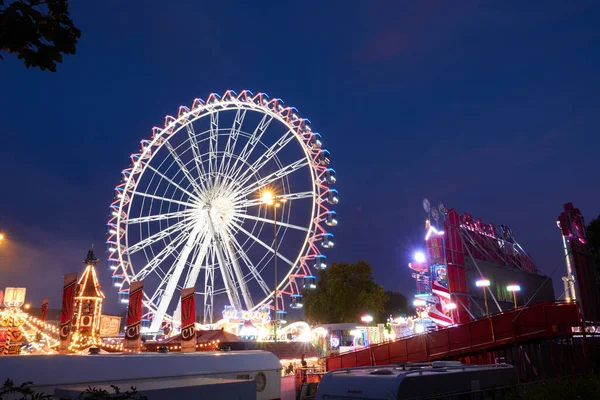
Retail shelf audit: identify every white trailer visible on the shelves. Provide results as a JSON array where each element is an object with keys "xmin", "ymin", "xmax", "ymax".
[{"xmin": 0, "ymin": 350, "xmax": 282, "ymax": 400}]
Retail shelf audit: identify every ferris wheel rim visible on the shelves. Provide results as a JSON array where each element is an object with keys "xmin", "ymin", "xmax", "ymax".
[{"xmin": 107, "ymin": 90, "xmax": 334, "ymax": 326}]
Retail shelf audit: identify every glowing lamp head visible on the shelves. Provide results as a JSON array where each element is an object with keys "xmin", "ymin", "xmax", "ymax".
[
  {"xmin": 0, "ymin": 233, "xmax": 4, "ymax": 241},
  {"xmin": 261, "ymin": 191, "xmax": 274, "ymax": 205},
  {"xmin": 507, "ymin": 285, "xmax": 521, "ymax": 292},
  {"xmin": 361, "ymin": 315, "xmax": 373, "ymax": 323},
  {"xmin": 24, "ymin": 303, "xmax": 31, "ymax": 310},
  {"xmin": 476, "ymin": 279, "xmax": 491, "ymax": 288},
  {"xmin": 414, "ymin": 251, "xmax": 426, "ymax": 263}
]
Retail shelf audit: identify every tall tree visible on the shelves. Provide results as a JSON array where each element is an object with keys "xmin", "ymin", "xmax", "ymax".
[
  {"xmin": 586, "ymin": 214, "xmax": 600, "ymax": 276},
  {"xmin": 0, "ymin": 0, "xmax": 81, "ymax": 71},
  {"xmin": 378, "ymin": 290, "xmax": 411, "ymax": 322},
  {"xmin": 303, "ymin": 260, "xmax": 387, "ymax": 324}
]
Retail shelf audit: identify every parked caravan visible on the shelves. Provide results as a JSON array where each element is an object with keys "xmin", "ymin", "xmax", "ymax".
[
  {"xmin": 314, "ymin": 361, "xmax": 518, "ymax": 400},
  {"xmin": 0, "ymin": 350, "xmax": 281, "ymax": 400}
]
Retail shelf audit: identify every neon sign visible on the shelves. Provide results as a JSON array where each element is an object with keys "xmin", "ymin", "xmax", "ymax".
[
  {"xmin": 460, "ymin": 213, "xmax": 496, "ymax": 238},
  {"xmin": 222, "ymin": 306, "xmax": 271, "ymax": 322}
]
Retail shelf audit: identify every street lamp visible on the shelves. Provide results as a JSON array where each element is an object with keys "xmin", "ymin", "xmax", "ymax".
[
  {"xmin": 0, "ymin": 233, "xmax": 4, "ymax": 242},
  {"xmin": 507, "ymin": 285, "xmax": 521, "ymax": 309},
  {"xmin": 24, "ymin": 303, "xmax": 31, "ymax": 310},
  {"xmin": 361, "ymin": 315, "xmax": 373, "ymax": 346},
  {"xmin": 445, "ymin": 302, "xmax": 457, "ymax": 323},
  {"xmin": 261, "ymin": 190, "xmax": 287, "ymax": 343},
  {"xmin": 476, "ymin": 279, "xmax": 491, "ymax": 317},
  {"xmin": 414, "ymin": 251, "xmax": 426, "ymax": 263}
]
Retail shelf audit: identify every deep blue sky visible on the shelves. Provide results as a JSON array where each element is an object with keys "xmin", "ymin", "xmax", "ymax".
[{"xmin": 1, "ymin": 1, "xmax": 599, "ymax": 315}]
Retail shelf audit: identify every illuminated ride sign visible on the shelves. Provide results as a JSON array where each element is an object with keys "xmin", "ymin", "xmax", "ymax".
[
  {"xmin": 3, "ymin": 288, "xmax": 26, "ymax": 308},
  {"xmin": 459, "ymin": 213, "xmax": 515, "ymax": 243},
  {"xmin": 222, "ymin": 306, "xmax": 270, "ymax": 322}
]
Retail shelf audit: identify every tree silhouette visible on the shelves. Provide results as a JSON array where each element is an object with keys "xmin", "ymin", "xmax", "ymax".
[
  {"xmin": 303, "ymin": 260, "xmax": 387, "ymax": 324},
  {"xmin": 586, "ymin": 214, "xmax": 600, "ymax": 276},
  {"xmin": 378, "ymin": 290, "xmax": 411, "ymax": 322},
  {"xmin": 0, "ymin": 0, "xmax": 81, "ymax": 72}
]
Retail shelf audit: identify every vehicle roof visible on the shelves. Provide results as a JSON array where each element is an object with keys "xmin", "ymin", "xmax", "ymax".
[{"xmin": 0, "ymin": 350, "xmax": 281, "ymax": 388}]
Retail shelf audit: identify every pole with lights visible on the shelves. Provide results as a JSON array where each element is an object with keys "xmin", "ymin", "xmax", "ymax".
[
  {"xmin": 261, "ymin": 190, "xmax": 287, "ymax": 343},
  {"xmin": 507, "ymin": 285, "xmax": 521, "ymax": 309},
  {"xmin": 476, "ymin": 279, "xmax": 491, "ymax": 317},
  {"xmin": 361, "ymin": 315, "xmax": 373, "ymax": 345},
  {"xmin": 445, "ymin": 302, "xmax": 457, "ymax": 323}
]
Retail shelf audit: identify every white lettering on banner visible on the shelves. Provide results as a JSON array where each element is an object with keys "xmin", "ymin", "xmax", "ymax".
[
  {"xmin": 181, "ymin": 325, "xmax": 195, "ymax": 341},
  {"xmin": 126, "ymin": 323, "xmax": 140, "ymax": 339}
]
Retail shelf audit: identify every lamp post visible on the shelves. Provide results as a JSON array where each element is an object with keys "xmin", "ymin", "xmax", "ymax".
[
  {"xmin": 476, "ymin": 279, "xmax": 491, "ymax": 317},
  {"xmin": 261, "ymin": 190, "xmax": 287, "ymax": 343},
  {"xmin": 507, "ymin": 285, "xmax": 521, "ymax": 309},
  {"xmin": 361, "ymin": 315, "xmax": 373, "ymax": 345},
  {"xmin": 445, "ymin": 302, "xmax": 457, "ymax": 323}
]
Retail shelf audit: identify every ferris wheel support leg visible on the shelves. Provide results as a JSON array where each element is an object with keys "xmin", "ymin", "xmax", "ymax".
[
  {"xmin": 223, "ymin": 233, "xmax": 254, "ymax": 310},
  {"xmin": 149, "ymin": 223, "xmax": 205, "ymax": 332},
  {"xmin": 207, "ymin": 213, "xmax": 242, "ymax": 311},
  {"xmin": 204, "ymin": 250, "xmax": 215, "ymax": 325}
]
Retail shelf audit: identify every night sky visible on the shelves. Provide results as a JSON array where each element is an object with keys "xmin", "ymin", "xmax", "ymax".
[{"xmin": 1, "ymin": 1, "xmax": 599, "ymax": 316}]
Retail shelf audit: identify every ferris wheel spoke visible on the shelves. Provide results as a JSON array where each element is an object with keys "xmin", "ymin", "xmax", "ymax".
[
  {"xmin": 208, "ymin": 112, "xmax": 219, "ymax": 180},
  {"xmin": 185, "ymin": 122, "xmax": 209, "ymax": 193},
  {"xmin": 132, "ymin": 230, "xmax": 189, "ymax": 281},
  {"xmin": 125, "ymin": 210, "xmax": 193, "ymax": 225},
  {"xmin": 220, "ymin": 108, "xmax": 247, "ymax": 177},
  {"xmin": 224, "ymin": 225, "xmax": 271, "ymax": 297},
  {"xmin": 149, "ymin": 221, "xmax": 206, "ymax": 331},
  {"xmin": 234, "ymin": 213, "xmax": 309, "ymax": 232},
  {"xmin": 228, "ymin": 113, "xmax": 274, "ymax": 183},
  {"xmin": 132, "ymin": 191, "xmax": 195, "ymax": 209},
  {"xmin": 206, "ymin": 212, "xmax": 242, "ymax": 310},
  {"xmin": 145, "ymin": 162, "xmax": 200, "ymax": 201},
  {"xmin": 234, "ymin": 157, "xmax": 309, "ymax": 200},
  {"xmin": 127, "ymin": 217, "xmax": 195, "ymax": 254},
  {"xmin": 164, "ymin": 140, "xmax": 202, "ymax": 193},
  {"xmin": 219, "ymin": 225, "xmax": 254, "ymax": 310},
  {"xmin": 235, "ymin": 128, "xmax": 296, "ymax": 186},
  {"xmin": 229, "ymin": 219, "xmax": 295, "ymax": 268}
]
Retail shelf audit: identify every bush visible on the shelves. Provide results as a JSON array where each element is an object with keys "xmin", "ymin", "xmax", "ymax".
[{"xmin": 0, "ymin": 379, "xmax": 148, "ymax": 400}]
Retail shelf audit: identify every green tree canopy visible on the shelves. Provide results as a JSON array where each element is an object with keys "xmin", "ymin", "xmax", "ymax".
[
  {"xmin": 586, "ymin": 214, "xmax": 600, "ymax": 275},
  {"xmin": 0, "ymin": 0, "xmax": 81, "ymax": 71},
  {"xmin": 378, "ymin": 290, "xmax": 412, "ymax": 322},
  {"xmin": 303, "ymin": 260, "xmax": 387, "ymax": 324}
]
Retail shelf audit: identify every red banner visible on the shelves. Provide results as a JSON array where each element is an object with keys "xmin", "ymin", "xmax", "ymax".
[
  {"xmin": 124, "ymin": 281, "xmax": 144, "ymax": 352},
  {"xmin": 59, "ymin": 273, "xmax": 78, "ymax": 353},
  {"xmin": 180, "ymin": 287, "xmax": 196, "ymax": 352},
  {"xmin": 0, "ymin": 329, "xmax": 9, "ymax": 356},
  {"xmin": 40, "ymin": 298, "xmax": 49, "ymax": 322}
]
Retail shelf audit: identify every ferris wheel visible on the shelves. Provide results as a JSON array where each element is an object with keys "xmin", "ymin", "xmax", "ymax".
[{"xmin": 106, "ymin": 90, "xmax": 338, "ymax": 331}]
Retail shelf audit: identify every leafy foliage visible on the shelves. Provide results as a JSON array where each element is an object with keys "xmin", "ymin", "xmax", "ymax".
[
  {"xmin": 303, "ymin": 260, "xmax": 387, "ymax": 324},
  {"xmin": 0, "ymin": 0, "xmax": 81, "ymax": 71},
  {"xmin": 0, "ymin": 379, "xmax": 148, "ymax": 400},
  {"xmin": 586, "ymin": 214, "xmax": 600, "ymax": 276},
  {"xmin": 75, "ymin": 385, "xmax": 148, "ymax": 400},
  {"xmin": 378, "ymin": 290, "xmax": 411, "ymax": 322},
  {"xmin": 0, "ymin": 379, "xmax": 52, "ymax": 399}
]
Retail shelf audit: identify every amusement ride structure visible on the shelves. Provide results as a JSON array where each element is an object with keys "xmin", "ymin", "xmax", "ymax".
[{"xmin": 106, "ymin": 90, "xmax": 338, "ymax": 332}]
